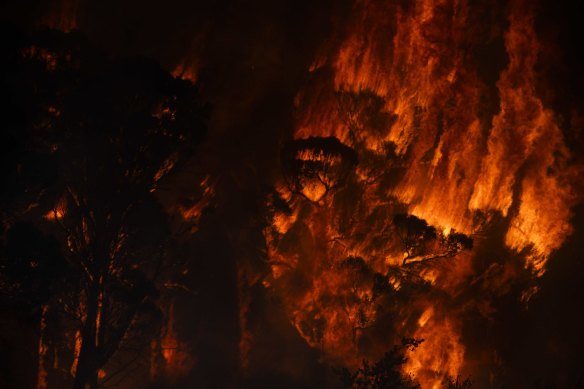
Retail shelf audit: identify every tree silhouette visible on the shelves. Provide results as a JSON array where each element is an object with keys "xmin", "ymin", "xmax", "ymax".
[
  {"xmin": 0, "ymin": 25, "xmax": 75, "ymax": 389},
  {"xmin": 0, "ymin": 27, "xmax": 208, "ymax": 389},
  {"xmin": 336, "ymin": 89, "xmax": 397, "ymax": 145},
  {"xmin": 338, "ymin": 257, "xmax": 379, "ymax": 347},
  {"xmin": 336, "ymin": 338, "xmax": 423, "ymax": 389},
  {"xmin": 54, "ymin": 60, "xmax": 206, "ymax": 389},
  {"xmin": 281, "ymin": 136, "xmax": 357, "ymax": 202},
  {"xmin": 393, "ymin": 214, "xmax": 472, "ymax": 267}
]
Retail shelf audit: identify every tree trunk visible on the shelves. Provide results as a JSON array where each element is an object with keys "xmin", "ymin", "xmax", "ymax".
[{"xmin": 73, "ymin": 285, "xmax": 99, "ymax": 389}]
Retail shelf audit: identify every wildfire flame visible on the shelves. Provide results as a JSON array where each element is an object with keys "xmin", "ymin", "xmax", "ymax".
[
  {"xmin": 27, "ymin": 0, "xmax": 582, "ymax": 386},
  {"xmin": 262, "ymin": 0, "xmax": 581, "ymax": 386}
]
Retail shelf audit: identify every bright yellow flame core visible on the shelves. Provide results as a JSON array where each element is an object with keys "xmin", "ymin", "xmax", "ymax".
[{"xmin": 261, "ymin": 0, "xmax": 580, "ymax": 386}]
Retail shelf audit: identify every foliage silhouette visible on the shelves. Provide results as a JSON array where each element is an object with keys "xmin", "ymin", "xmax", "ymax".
[
  {"xmin": 393, "ymin": 214, "xmax": 472, "ymax": 266},
  {"xmin": 0, "ymin": 26, "xmax": 209, "ymax": 389},
  {"xmin": 281, "ymin": 136, "xmax": 357, "ymax": 201},
  {"xmin": 336, "ymin": 338, "xmax": 423, "ymax": 389}
]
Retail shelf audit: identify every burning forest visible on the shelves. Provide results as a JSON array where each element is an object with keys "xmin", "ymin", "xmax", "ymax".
[{"xmin": 1, "ymin": 0, "xmax": 583, "ymax": 388}]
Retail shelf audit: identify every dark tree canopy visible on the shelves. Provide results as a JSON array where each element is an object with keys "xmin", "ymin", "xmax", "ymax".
[
  {"xmin": 0, "ymin": 26, "xmax": 209, "ymax": 389},
  {"xmin": 281, "ymin": 136, "xmax": 357, "ymax": 201},
  {"xmin": 336, "ymin": 89, "xmax": 397, "ymax": 143},
  {"xmin": 393, "ymin": 214, "xmax": 472, "ymax": 266}
]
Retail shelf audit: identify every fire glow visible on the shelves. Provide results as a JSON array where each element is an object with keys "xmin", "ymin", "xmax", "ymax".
[
  {"xmin": 1, "ymin": 0, "xmax": 582, "ymax": 387},
  {"xmin": 261, "ymin": 0, "xmax": 580, "ymax": 387}
]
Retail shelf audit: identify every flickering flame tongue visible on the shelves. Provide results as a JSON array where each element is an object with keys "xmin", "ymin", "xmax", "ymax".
[
  {"xmin": 263, "ymin": 0, "xmax": 580, "ymax": 386},
  {"xmin": 405, "ymin": 308, "xmax": 464, "ymax": 389},
  {"xmin": 295, "ymin": 0, "xmax": 577, "ymax": 270},
  {"xmin": 470, "ymin": 0, "xmax": 575, "ymax": 274}
]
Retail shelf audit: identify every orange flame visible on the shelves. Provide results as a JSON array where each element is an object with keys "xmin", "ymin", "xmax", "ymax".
[{"xmin": 263, "ymin": 0, "xmax": 581, "ymax": 385}]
